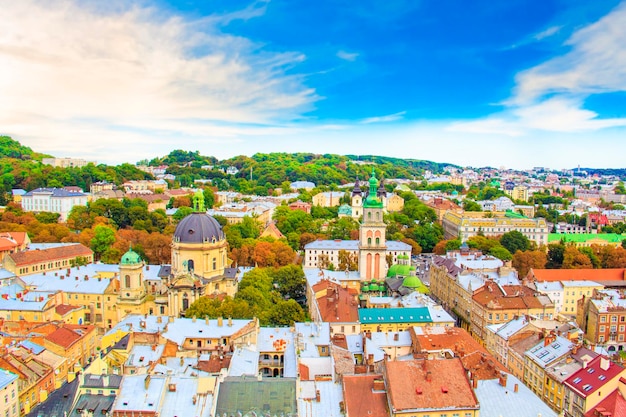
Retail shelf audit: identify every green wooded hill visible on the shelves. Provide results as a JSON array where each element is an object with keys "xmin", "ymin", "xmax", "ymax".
[
  {"xmin": 0, "ymin": 136, "xmax": 455, "ymax": 201},
  {"xmin": 0, "ymin": 136, "xmax": 151, "ymax": 204},
  {"xmin": 152, "ymin": 150, "xmax": 456, "ymax": 190}
]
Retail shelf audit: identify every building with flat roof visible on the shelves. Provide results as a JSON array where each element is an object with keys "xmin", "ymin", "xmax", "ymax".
[{"xmin": 442, "ymin": 210, "xmax": 549, "ymax": 246}]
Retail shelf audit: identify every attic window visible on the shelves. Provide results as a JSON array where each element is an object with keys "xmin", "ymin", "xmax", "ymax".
[
  {"xmin": 599, "ymin": 375, "xmax": 606, "ymax": 381},
  {"xmin": 573, "ymin": 377, "xmax": 582, "ymax": 384},
  {"xmin": 441, "ymin": 386, "xmax": 449, "ymax": 393},
  {"xmin": 583, "ymin": 384, "xmax": 593, "ymax": 392},
  {"xmin": 188, "ymin": 229, "xmax": 195, "ymax": 235}
]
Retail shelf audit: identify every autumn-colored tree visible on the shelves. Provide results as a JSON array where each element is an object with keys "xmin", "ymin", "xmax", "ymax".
[
  {"xmin": 143, "ymin": 232, "xmax": 172, "ymax": 264},
  {"xmin": 231, "ymin": 243, "xmax": 256, "ymax": 266},
  {"xmin": 299, "ymin": 232, "xmax": 317, "ymax": 250},
  {"xmin": 562, "ymin": 245, "xmax": 593, "ymax": 269},
  {"xmin": 512, "ymin": 250, "xmax": 547, "ymax": 277},
  {"xmin": 598, "ymin": 245, "xmax": 626, "ymax": 268},
  {"xmin": 338, "ymin": 250, "xmax": 358, "ymax": 271},
  {"xmin": 252, "ymin": 240, "xmax": 295, "ymax": 267},
  {"xmin": 402, "ymin": 237, "xmax": 422, "ymax": 255},
  {"xmin": 432, "ymin": 240, "xmax": 448, "ymax": 255}
]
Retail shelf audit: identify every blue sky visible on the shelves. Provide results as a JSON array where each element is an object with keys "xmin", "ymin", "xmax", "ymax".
[{"xmin": 1, "ymin": 0, "xmax": 626, "ymax": 169}]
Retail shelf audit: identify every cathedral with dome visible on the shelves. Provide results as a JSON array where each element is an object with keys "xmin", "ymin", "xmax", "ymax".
[{"xmin": 116, "ymin": 190, "xmax": 239, "ymax": 318}]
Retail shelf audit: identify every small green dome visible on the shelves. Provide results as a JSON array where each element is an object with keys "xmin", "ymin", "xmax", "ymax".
[
  {"xmin": 402, "ymin": 275, "xmax": 422, "ymax": 288},
  {"xmin": 361, "ymin": 284, "xmax": 370, "ymax": 292},
  {"xmin": 451, "ymin": 190, "xmax": 459, "ymax": 196},
  {"xmin": 387, "ymin": 264, "xmax": 412, "ymax": 278},
  {"xmin": 120, "ymin": 248, "xmax": 142, "ymax": 265},
  {"xmin": 369, "ymin": 283, "xmax": 380, "ymax": 291}
]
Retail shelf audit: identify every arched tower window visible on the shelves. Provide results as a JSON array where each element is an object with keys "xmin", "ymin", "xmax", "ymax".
[
  {"xmin": 125, "ymin": 275, "xmax": 131, "ymax": 288},
  {"xmin": 187, "ymin": 259, "xmax": 194, "ymax": 272}
]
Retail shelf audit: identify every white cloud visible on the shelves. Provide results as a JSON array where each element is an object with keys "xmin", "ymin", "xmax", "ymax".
[
  {"xmin": 360, "ymin": 111, "xmax": 406, "ymax": 124},
  {"xmin": 450, "ymin": 2, "xmax": 626, "ymax": 137},
  {"xmin": 513, "ymin": 2, "xmax": 626, "ymax": 104},
  {"xmin": 533, "ymin": 25, "xmax": 562, "ymax": 41},
  {"xmin": 0, "ymin": 0, "xmax": 317, "ymax": 163},
  {"xmin": 337, "ymin": 50, "xmax": 359, "ymax": 61}
]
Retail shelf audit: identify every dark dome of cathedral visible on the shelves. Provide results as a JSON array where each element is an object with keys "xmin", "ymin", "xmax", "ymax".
[{"xmin": 173, "ymin": 213, "xmax": 225, "ymax": 244}]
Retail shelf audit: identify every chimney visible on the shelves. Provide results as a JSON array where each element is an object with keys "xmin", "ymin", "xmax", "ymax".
[
  {"xmin": 218, "ymin": 317, "xmax": 223, "ymax": 327},
  {"xmin": 169, "ymin": 316, "xmax": 174, "ymax": 323},
  {"xmin": 228, "ymin": 317, "xmax": 233, "ymax": 327},
  {"xmin": 499, "ymin": 373, "xmax": 508, "ymax": 387},
  {"xmin": 373, "ymin": 379, "xmax": 385, "ymax": 391},
  {"xmin": 192, "ymin": 316, "xmax": 196, "ymax": 323},
  {"xmin": 205, "ymin": 317, "xmax": 209, "ymax": 325},
  {"xmin": 157, "ymin": 316, "xmax": 162, "ymax": 324},
  {"xmin": 600, "ymin": 356, "xmax": 610, "ymax": 371},
  {"xmin": 315, "ymin": 390, "xmax": 320, "ymax": 402},
  {"xmin": 393, "ymin": 333, "xmax": 399, "ymax": 341},
  {"xmin": 102, "ymin": 375, "xmax": 109, "ymax": 387},
  {"xmin": 144, "ymin": 375, "xmax": 151, "ymax": 389},
  {"xmin": 472, "ymin": 377, "xmax": 478, "ymax": 389},
  {"xmin": 168, "ymin": 383, "xmax": 176, "ymax": 392},
  {"xmin": 192, "ymin": 395, "xmax": 197, "ymax": 405},
  {"xmin": 514, "ymin": 383, "xmax": 519, "ymax": 393}
]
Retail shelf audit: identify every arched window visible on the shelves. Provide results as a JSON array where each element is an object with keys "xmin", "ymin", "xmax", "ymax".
[
  {"xmin": 187, "ymin": 259, "xmax": 194, "ymax": 271},
  {"xmin": 368, "ymin": 212, "xmax": 372, "ymax": 220},
  {"xmin": 368, "ymin": 238, "xmax": 372, "ymax": 245},
  {"xmin": 125, "ymin": 275, "xmax": 131, "ymax": 288},
  {"xmin": 375, "ymin": 237, "xmax": 380, "ymax": 245},
  {"xmin": 212, "ymin": 258, "xmax": 217, "ymax": 270}
]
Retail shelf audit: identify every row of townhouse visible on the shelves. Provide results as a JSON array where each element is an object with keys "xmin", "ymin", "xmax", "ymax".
[
  {"xmin": 428, "ymin": 250, "xmax": 555, "ymax": 341},
  {"xmin": 482, "ymin": 311, "xmax": 626, "ymax": 416}
]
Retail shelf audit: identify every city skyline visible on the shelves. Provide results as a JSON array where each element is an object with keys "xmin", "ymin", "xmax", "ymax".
[{"xmin": 2, "ymin": 0, "xmax": 626, "ymax": 169}]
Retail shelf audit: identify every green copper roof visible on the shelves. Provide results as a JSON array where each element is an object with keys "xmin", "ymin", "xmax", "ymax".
[
  {"xmin": 338, "ymin": 204, "xmax": 352, "ymax": 215},
  {"xmin": 402, "ymin": 275, "xmax": 422, "ymax": 288},
  {"xmin": 387, "ymin": 264, "xmax": 412, "ymax": 278},
  {"xmin": 548, "ymin": 233, "xmax": 626, "ymax": 243},
  {"xmin": 504, "ymin": 210, "xmax": 527, "ymax": 219},
  {"xmin": 120, "ymin": 248, "xmax": 142, "ymax": 265},
  {"xmin": 358, "ymin": 307, "xmax": 432, "ymax": 324},
  {"xmin": 363, "ymin": 169, "xmax": 384, "ymax": 209}
]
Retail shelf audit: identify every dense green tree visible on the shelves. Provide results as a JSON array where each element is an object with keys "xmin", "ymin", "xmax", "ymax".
[
  {"xmin": 90, "ymin": 225, "xmax": 116, "ymax": 260},
  {"xmin": 500, "ymin": 231, "xmax": 531, "ymax": 254}
]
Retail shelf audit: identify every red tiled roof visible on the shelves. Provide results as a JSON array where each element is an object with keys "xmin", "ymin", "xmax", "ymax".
[
  {"xmin": 529, "ymin": 268, "xmax": 626, "ymax": 282},
  {"xmin": 343, "ymin": 374, "xmax": 389, "ymax": 417},
  {"xmin": 583, "ymin": 382, "xmax": 626, "ymax": 417},
  {"xmin": 7, "ymin": 244, "xmax": 93, "ymax": 266},
  {"xmin": 473, "ymin": 282, "xmax": 546, "ymax": 310},
  {"xmin": 565, "ymin": 356, "xmax": 626, "ymax": 398},
  {"xmin": 44, "ymin": 327, "xmax": 82, "ymax": 349},
  {"xmin": 55, "ymin": 304, "xmax": 82, "ymax": 316},
  {"xmin": 386, "ymin": 358, "xmax": 479, "ymax": 412}
]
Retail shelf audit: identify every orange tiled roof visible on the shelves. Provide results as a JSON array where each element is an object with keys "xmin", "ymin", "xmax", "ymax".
[
  {"xmin": 386, "ymin": 358, "xmax": 479, "ymax": 412},
  {"xmin": 529, "ymin": 268, "xmax": 626, "ymax": 282},
  {"xmin": 343, "ymin": 374, "xmax": 389, "ymax": 417},
  {"xmin": 0, "ymin": 232, "xmax": 28, "ymax": 246},
  {"xmin": 7, "ymin": 244, "xmax": 92, "ymax": 266}
]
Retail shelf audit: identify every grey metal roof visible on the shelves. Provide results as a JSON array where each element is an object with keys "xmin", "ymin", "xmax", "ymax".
[{"xmin": 173, "ymin": 213, "xmax": 225, "ymax": 244}]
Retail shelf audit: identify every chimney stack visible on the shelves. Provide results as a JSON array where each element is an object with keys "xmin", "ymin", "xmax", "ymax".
[
  {"xmin": 218, "ymin": 317, "xmax": 223, "ymax": 327},
  {"xmin": 514, "ymin": 383, "xmax": 519, "ymax": 393},
  {"xmin": 315, "ymin": 390, "xmax": 320, "ymax": 402}
]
